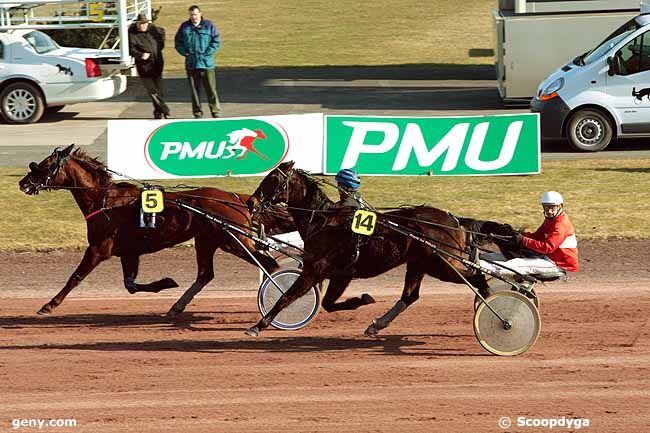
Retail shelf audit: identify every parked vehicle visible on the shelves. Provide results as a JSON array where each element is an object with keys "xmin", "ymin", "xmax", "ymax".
[
  {"xmin": 0, "ymin": 29, "xmax": 127, "ymax": 123},
  {"xmin": 494, "ymin": 0, "xmax": 639, "ymax": 102},
  {"xmin": 531, "ymin": 13, "xmax": 650, "ymax": 151}
]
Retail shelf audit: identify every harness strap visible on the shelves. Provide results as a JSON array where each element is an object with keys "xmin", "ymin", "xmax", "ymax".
[{"xmin": 85, "ymin": 208, "xmax": 108, "ymax": 221}]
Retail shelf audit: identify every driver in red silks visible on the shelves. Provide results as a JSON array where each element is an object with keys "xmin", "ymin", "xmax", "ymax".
[{"xmin": 481, "ymin": 191, "xmax": 579, "ymax": 276}]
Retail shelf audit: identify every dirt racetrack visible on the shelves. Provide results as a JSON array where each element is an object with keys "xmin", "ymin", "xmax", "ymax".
[{"xmin": 1, "ymin": 240, "xmax": 649, "ymax": 433}]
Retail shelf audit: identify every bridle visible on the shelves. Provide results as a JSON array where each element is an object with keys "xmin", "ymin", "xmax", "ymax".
[
  {"xmin": 251, "ymin": 167, "xmax": 293, "ymax": 217},
  {"xmin": 26, "ymin": 148, "xmax": 72, "ymax": 194}
]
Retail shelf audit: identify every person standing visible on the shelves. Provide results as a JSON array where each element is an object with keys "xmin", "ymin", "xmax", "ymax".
[
  {"xmin": 174, "ymin": 5, "xmax": 222, "ymax": 119},
  {"xmin": 128, "ymin": 13, "xmax": 170, "ymax": 119}
]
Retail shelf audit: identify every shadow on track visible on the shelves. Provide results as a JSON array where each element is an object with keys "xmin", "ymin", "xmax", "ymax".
[{"xmin": 0, "ymin": 333, "xmax": 488, "ymax": 357}]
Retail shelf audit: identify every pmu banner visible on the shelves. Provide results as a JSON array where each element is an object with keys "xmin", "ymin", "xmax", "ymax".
[
  {"xmin": 324, "ymin": 113, "xmax": 540, "ymax": 175},
  {"xmin": 107, "ymin": 113, "xmax": 323, "ymax": 179}
]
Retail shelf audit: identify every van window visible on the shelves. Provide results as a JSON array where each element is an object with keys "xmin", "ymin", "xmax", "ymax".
[
  {"xmin": 583, "ymin": 19, "xmax": 639, "ymax": 65},
  {"xmin": 618, "ymin": 32, "xmax": 650, "ymax": 75},
  {"xmin": 0, "ymin": 41, "xmax": 3, "ymax": 59}
]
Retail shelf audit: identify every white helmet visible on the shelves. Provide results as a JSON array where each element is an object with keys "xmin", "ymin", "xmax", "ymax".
[{"xmin": 541, "ymin": 191, "xmax": 563, "ymax": 205}]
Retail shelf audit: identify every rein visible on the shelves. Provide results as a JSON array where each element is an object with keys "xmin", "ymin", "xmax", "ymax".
[
  {"xmin": 85, "ymin": 208, "xmax": 109, "ymax": 221},
  {"xmin": 268, "ymin": 171, "xmax": 491, "ymax": 240}
]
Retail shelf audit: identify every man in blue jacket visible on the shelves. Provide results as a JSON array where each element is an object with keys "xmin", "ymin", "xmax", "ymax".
[{"xmin": 174, "ymin": 5, "xmax": 221, "ymax": 118}]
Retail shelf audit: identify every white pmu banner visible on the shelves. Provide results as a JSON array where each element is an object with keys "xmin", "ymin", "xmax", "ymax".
[{"xmin": 107, "ymin": 113, "xmax": 324, "ymax": 179}]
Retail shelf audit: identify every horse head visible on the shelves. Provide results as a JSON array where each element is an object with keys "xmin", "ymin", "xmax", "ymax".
[
  {"xmin": 247, "ymin": 161, "xmax": 296, "ymax": 217},
  {"xmin": 19, "ymin": 144, "xmax": 75, "ymax": 195},
  {"xmin": 460, "ymin": 218, "xmax": 525, "ymax": 260}
]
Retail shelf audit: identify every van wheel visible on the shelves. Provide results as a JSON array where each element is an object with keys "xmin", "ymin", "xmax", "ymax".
[
  {"xmin": 567, "ymin": 109, "xmax": 613, "ymax": 152},
  {"xmin": 0, "ymin": 82, "xmax": 45, "ymax": 124}
]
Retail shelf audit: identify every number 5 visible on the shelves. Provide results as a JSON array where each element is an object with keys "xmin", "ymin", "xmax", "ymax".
[{"xmin": 141, "ymin": 190, "xmax": 164, "ymax": 213}]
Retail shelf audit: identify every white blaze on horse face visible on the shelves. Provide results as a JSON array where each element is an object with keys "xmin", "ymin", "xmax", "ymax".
[
  {"xmin": 464, "ymin": 121, "xmax": 522, "ymax": 171},
  {"xmin": 393, "ymin": 123, "xmax": 469, "ymax": 171},
  {"xmin": 340, "ymin": 121, "xmax": 400, "ymax": 168}
]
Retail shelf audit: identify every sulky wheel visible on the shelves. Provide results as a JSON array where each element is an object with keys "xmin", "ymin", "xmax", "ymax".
[
  {"xmin": 473, "ymin": 291, "xmax": 541, "ymax": 356},
  {"xmin": 474, "ymin": 281, "xmax": 539, "ymax": 311},
  {"xmin": 257, "ymin": 269, "xmax": 321, "ymax": 330}
]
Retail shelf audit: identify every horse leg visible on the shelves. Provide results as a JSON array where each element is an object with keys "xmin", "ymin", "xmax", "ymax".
[
  {"xmin": 468, "ymin": 273, "xmax": 490, "ymax": 299},
  {"xmin": 364, "ymin": 264, "xmax": 425, "ymax": 336},
  {"xmin": 223, "ymin": 236, "xmax": 280, "ymax": 274},
  {"xmin": 37, "ymin": 244, "xmax": 110, "ymax": 315},
  {"xmin": 167, "ymin": 239, "xmax": 217, "ymax": 316},
  {"xmin": 121, "ymin": 255, "xmax": 179, "ymax": 294},
  {"xmin": 246, "ymin": 269, "xmax": 324, "ymax": 337},
  {"xmin": 321, "ymin": 277, "xmax": 375, "ymax": 312}
]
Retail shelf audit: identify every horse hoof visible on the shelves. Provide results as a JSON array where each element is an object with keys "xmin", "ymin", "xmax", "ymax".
[
  {"xmin": 37, "ymin": 305, "xmax": 52, "ymax": 316},
  {"xmin": 361, "ymin": 293, "xmax": 376, "ymax": 304},
  {"xmin": 364, "ymin": 324, "xmax": 379, "ymax": 337},
  {"xmin": 160, "ymin": 278, "xmax": 180, "ymax": 290},
  {"xmin": 245, "ymin": 327, "xmax": 260, "ymax": 337}
]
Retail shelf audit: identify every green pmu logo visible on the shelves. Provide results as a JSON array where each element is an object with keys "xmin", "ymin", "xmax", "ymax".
[
  {"xmin": 326, "ymin": 115, "xmax": 540, "ymax": 176},
  {"xmin": 146, "ymin": 119, "xmax": 290, "ymax": 176}
]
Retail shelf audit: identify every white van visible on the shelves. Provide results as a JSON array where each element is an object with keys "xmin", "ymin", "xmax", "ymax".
[{"xmin": 531, "ymin": 13, "xmax": 650, "ymax": 151}]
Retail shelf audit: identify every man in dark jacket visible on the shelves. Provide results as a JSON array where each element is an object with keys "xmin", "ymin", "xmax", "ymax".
[
  {"xmin": 174, "ymin": 5, "xmax": 221, "ymax": 119},
  {"xmin": 128, "ymin": 13, "xmax": 170, "ymax": 119}
]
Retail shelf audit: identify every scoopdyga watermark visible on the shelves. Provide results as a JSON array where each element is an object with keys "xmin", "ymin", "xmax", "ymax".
[{"xmin": 499, "ymin": 416, "xmax": 590, "ymax": 430}]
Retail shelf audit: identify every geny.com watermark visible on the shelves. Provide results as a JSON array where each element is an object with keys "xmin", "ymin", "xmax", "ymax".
[
  {"xmin": 11, "ymin": 419, "xmax": 77, "ymax": 430},
  {"xmin": 499, "ymin": 416, "xmax": 590, "ymax": 429}
]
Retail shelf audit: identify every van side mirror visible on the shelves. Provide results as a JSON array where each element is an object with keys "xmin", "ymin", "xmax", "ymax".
[{"xmin": 607, "ymin": 56, "xmax": 620, "ymax": 76}]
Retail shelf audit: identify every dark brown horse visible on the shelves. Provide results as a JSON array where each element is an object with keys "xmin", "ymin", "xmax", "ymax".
[
  {"xmin": 18, "ymin": 144, "xmax": 295, "ymax": 316},
  {"xmin": 244, "ymin": 161, "xmax": 489, "ymax": 337}
]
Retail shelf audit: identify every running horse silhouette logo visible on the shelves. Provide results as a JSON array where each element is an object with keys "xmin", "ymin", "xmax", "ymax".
[
  {"xmin": 56, "ymin": 64, "xmax": 74, "ymax": 76},
  {"xmin": 632, "ymin": 87, "xmax": 650, "ymax": 102}
]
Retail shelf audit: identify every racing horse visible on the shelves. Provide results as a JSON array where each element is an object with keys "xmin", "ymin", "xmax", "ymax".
[
  {"xmin": 245, "ymin": 161, "xmax": 490, "ymax": 337},
  {"xmin": 18, "ymin": 144, "xmax": 295, "ymax": 316}
]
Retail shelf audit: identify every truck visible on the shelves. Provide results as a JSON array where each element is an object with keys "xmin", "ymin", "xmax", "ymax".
[{"xmin": 494, "ymin": 0, "xmax": 642, "ymax": 102}]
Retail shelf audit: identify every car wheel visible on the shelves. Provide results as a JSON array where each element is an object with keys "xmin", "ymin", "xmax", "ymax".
[
  {"xmin": 46, "ymin": 105, "xmax": 65, "ymax": 113},
  {"xmin": 567, "ymin": 109, "xmax": 613, "ymax": 152},
  {"xmin": 0, "ymin": 82, "xmax": 45, "ymax": 124}
]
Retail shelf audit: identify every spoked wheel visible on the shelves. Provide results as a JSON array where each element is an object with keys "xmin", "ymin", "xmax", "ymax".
[
  {"xmin": 0, "ymin": 82, "xmax": 45, "ymax": 124},
  {"xmin": 257, "ymin": 269, "xmax": 321, "ymax": 330},
  {"xmin": 474, "ymin": 281, "xmax": 539, "ymax": 311},
  {"xmin": 473, "ymin": 291, "xmax": 541, "ymax": 356}
]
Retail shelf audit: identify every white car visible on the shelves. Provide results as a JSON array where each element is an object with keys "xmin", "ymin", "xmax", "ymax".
[{"xmin": 0, "ymin": 29, "xmax": 128, "ymax": 124}]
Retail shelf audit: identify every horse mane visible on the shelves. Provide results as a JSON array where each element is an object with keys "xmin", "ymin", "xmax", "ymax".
[
  {"xmin": 70, "ymin": 149, "xmax": 113, "ymax": 187},
  {"xmin": 294, "ymin": 169, "xmax": 335, "ymax": 209}
]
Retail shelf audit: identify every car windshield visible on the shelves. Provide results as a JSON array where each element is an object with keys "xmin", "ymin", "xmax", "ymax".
[
  {"xmin": 580, "ymin": 18, "xmax": 641, "ymax": 65},
  {"xmin": 23, "ymin": 31, "xmax": 59, "ymax": 54}
]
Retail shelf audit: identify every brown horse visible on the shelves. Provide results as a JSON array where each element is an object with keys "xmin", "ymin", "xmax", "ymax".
[
  {"xmin": 18, "ymin": 144, "xmax": 295, "ymax": 316},
  {"xmin": 245, "ymin": 161, "xmax": 488, "ymax": 337}
]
